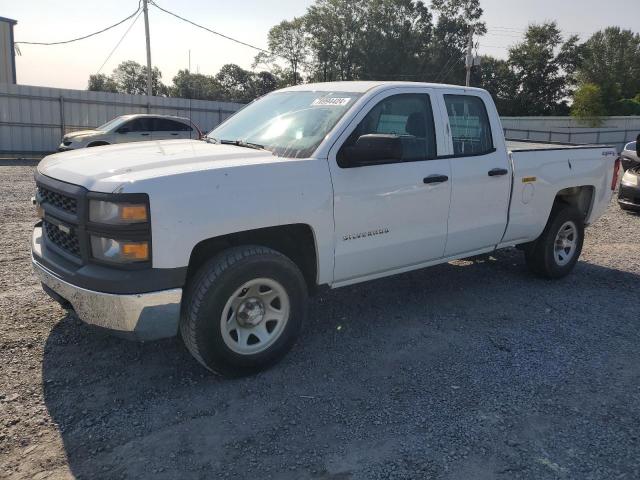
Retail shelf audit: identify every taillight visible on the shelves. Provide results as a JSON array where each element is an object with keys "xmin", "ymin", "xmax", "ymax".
[{"xmin": 611, "ymin": 157, "xmax": 621, "ymax": 190}]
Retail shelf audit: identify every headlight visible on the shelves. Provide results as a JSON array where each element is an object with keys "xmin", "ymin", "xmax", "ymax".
[
  {"xmin": 89, "ymin": 200, "xmax": 148, "ymax": 224},
  {"xmin": 622, "ymin": 170, "xmax": 638, "ymax": 186},
  {"xmin": 90, "ymin": 236, "xmax": 150, "ymax": 263}
]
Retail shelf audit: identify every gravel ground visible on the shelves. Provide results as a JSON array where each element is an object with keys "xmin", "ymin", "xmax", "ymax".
[{"xmin": 1, "ymin": 161, "xmax": 639, "ymax": 479}]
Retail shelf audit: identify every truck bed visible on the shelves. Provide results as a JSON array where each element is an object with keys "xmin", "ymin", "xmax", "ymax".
[
  {"xmin": 506, "ymin": 140, "xmax": 615, "ymax": 152},
  {"xmin": 503, "ymin": 141, "xmax": 617, "ymax": 243}
]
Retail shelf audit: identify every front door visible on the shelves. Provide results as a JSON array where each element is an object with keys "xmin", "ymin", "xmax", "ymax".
[{"xmin": 328, "ymin": 90, "xmax": 452, "ymax": 283}]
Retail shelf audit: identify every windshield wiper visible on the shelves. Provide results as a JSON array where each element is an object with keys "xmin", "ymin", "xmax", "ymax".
[{"xmin": 218, "ymin": 139, "xmax": 265, "ymax": 151}]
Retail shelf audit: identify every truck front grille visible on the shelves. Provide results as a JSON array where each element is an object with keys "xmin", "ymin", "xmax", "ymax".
[
  {"xmin": 43, "ymin": 220, "xmax": 81, "ymax": 258},
  {"xmin": 37, "ymin": 185, "xmax": 78, "ymax": 215}
]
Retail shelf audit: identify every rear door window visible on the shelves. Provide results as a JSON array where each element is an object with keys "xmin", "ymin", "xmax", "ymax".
[
  {"xmin": 127, "ymin": 118, "xmax": 153, "ymax": 132},
  {"xmin": 154, "ymin": 118, "xmax": 192, "ymax": 131},
  {"xmin": 443, "ymin": 95, "xmax": 494, "ymax": 156}
]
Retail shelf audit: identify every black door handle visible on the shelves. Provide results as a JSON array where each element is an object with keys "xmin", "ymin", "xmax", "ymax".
[
  {"xmin": 170, "ymin": 133, "xmax": 179, "ymax": 136},
  {"xmin": 141, "ymin": 133, "xmax": 150, "ymax": 136},
  {"xmin": 488, "ymin": 168, "xmax": 508, "ymax": 176},
  {"xmin": 423, "ymin": 174, "xmax": 449, "ymax": 184}
]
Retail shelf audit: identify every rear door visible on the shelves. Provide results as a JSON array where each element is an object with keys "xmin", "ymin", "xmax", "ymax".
[
  {"xmin": 114, "ymin": 117, "xmax": 153, "ymax": 143},
  {"xmin": 328, "ymin": 88, "xmax": 452, "ymax": 283},
  {"xmin": 152, "ymin": 118, "xmax": 193, "ymax": 141},
  {"xmin": 436, "ymin": 91, "xmax": 511, "ymax": 256}
]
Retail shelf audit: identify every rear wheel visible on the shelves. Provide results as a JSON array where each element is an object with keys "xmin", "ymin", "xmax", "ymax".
[
  {"xmin": 180, "ymin": 246, "xmax": 307, "ymax": 376},
  {"xmin": 524, "ymin": 205, "xmax": 584, "ymax": 279}
]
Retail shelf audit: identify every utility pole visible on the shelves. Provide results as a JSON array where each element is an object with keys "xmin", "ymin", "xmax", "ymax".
[
  {"xmin": 142, "ymin": 0, "xmax": 153, "ymax": 96},
  {"xmin": 465, "ymin": 26, "xmax": 474, "ymax": 87}
]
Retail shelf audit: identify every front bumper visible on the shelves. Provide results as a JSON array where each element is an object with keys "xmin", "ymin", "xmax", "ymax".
[
  {"xmin": 33, "ymin": 257, "xmax": 182, "ymax": 340},
  {"xmin": 32, "ymin": 225, "xmax": 182, "ymax": 341},
  {"xmin": 618, "ymin": 181, "xmax": 640, "ymax": 211}
]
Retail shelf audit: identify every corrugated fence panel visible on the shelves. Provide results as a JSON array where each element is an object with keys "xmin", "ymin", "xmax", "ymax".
[
  {"xmin": 5, "ymin": 84, "xmax": 636, "ymax": 156},
  {"xmin": 501, "ymin": 115, "xmax": 640, "ymax": 152},
  {"xmin": 0, "ymin": 83, "xmax": 244, "ymax": 154}
]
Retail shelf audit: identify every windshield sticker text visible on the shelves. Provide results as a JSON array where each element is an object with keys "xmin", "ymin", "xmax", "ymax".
[{"xmin": 312, "ymin": 97, "xmax": 351, "ymax": 107}]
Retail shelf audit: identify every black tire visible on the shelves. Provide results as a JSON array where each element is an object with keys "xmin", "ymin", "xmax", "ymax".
[
  {"xmin": 524, "ymin": 205, "xmax": 584, "ymax": 279},
  {"xmin": 180, "ymin": 246, "xmax": 307, "ymax": 377},
  {"xmin": 87, "ymin": 141, "xmax": 109, "ymax": 147}
]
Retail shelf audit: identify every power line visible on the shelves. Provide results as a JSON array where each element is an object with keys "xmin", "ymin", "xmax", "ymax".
[
  {"xmin": 489, "ymin": 25, "xmax": 596, "ymax": 37},
  {"xmin": 480, "ymin": 44, "xmax": 510, "ymax": 49},
  {"xmin": 148, "ymin": 0, "xmax": 271, "ymax": 55},
  {"xmin": 438, "ymin": 59, "xmax": 461, "ymax": 83},
  {"xmin": 15, "ymin": 1, "xmax": 142, "ymax": 46},
  {"xmin": 484, "ymin": 31, "xmax": 525, "ymax": 39},
  {"xmin": 434, "ymin": 54, "xmax": 459, "ymax": 83},
  {"xmin": 97, "ymin": 9, "xmax": 143, "ymax": 74}
]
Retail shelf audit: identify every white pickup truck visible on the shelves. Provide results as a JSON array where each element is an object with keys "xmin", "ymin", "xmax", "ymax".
[{"xmin": 32, "ymin": 81, "xmax": 621, "ymax": 375}]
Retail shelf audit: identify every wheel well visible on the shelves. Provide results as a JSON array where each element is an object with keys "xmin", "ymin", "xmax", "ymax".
[
  {"xmin": 87, "ymin": 141, "xmax": 109, "ymax": 147},
  {"xmin": 553, "ymin": 185, "xmax": 594, "ymax": 221},
  {"xmin": 186, "ymin": 224, "xmax": 318, "ymax": 292}
]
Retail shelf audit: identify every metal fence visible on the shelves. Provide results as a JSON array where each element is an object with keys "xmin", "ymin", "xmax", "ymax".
[
  {"xmin": 0, "ymin": 83, "xmax": 244, "ymax": 156},
  {"xmin": 503, "ymin": 127, "xmax": 637, "ymax": 153}
]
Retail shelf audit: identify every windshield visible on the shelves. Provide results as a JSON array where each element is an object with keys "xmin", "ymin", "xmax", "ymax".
[
  {"xmin": 96, "ymin": 116, "xmax": 129, "ymax": 132},
  {"xmin": 207, "ymin": 91, "xmax": 362, "ymax": 158}
]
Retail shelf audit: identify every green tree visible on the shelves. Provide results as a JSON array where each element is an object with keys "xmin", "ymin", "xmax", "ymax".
[
  {"xmin": 431, "ymin": 0, "xmax": 485, "ymax": 31},
  {"xmin": 577, "ymin": 27, "xmax": 640, "ymax": 112},
  {"xmin": 303, "ymin": 0, "xmax": 436, "ymax": 82},
  {"xmin": 171, "ymin": 70, "xmax": 223, "ymax": 100},
  {"xmin": 110, "ymin": 60, "xmax": 167, "ymax": 96},
  {"xmin": 215, "ymin": 64, "xmax": 256, "ymax": 103},
  {"xmin": 250, "ymin": 71, "xmax": 280, "ymax": 97},
  {"xmin": 87, "ymin": 73, "xmax": 118, "ymax": 93},
  {"xmin": 508, "ymin": 23, "xmax": 575, "ymax": 115},
  {"xmin": 358, "ymin": 0, "xmax": 433, "ymax": 81},
  {"xmin": 428, "ymin": 0, "xmax": 486, "ymax": 84},
  {"xmin": 254, "ymin": 18, "xmax": 309, "ymax": 85},
  {"xmin": 471, "ymin": 56, "xmax": 519, "ymax": 115},
  {"xmin": 571, "ymin": 83, "xmax": 607, "ymax": 126},
  {"xmin": 304, "ymin": 0, "xmax": 367, "ymax": 81}
]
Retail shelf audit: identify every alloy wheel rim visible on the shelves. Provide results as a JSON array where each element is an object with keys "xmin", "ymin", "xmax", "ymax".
[
  {"xmin": 553, "ymin": 220, "xmax": 578, "ymax": 266},
  {"xmin": 220, "ymin": 278, "xmax": 290, "ymax": 355}
]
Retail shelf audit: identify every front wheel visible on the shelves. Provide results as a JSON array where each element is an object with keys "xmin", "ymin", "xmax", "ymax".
[
  {"xmin": 180, "ymin": 246, "xmax": 307, "ymax": 376},
  {"xmin": 524, "ymin": 205, "xmax": 584, "ymax": 279}
]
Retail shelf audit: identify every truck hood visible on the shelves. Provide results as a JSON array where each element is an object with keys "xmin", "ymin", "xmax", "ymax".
[{"xmin": 38, "ymin": 139, "xmax": 279, "ymax": 192}]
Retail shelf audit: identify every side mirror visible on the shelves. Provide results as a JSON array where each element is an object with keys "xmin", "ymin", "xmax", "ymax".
[
  {"xmin": 117, "ymin": 127, "xmax": 130, "ymax": 134},
  {"xmin": 339, "ymin": 134, "xmax": 403, "ymax": 167},
  {"xmin": 636, "ymin": 134, "xmax": 640, "ymax": 157}
]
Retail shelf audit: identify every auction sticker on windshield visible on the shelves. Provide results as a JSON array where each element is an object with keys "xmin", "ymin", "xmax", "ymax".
[{"xmin": 311, "ymin": 97, "xmax": 352, "ymax": 106}]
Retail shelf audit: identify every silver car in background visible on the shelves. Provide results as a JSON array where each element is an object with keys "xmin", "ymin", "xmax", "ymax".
[
  {"xmin": 58, "ymin": 114, "xmax": 203, "ymax": 151},
  {"xmin": 621, "ymin": 138, "xmax": 639, "ymax": 171}
]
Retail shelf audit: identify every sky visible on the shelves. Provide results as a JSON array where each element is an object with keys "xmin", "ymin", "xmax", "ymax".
[{"xmin": 2, "ymin": 0, "xmax": 639, "ymax": 90}]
